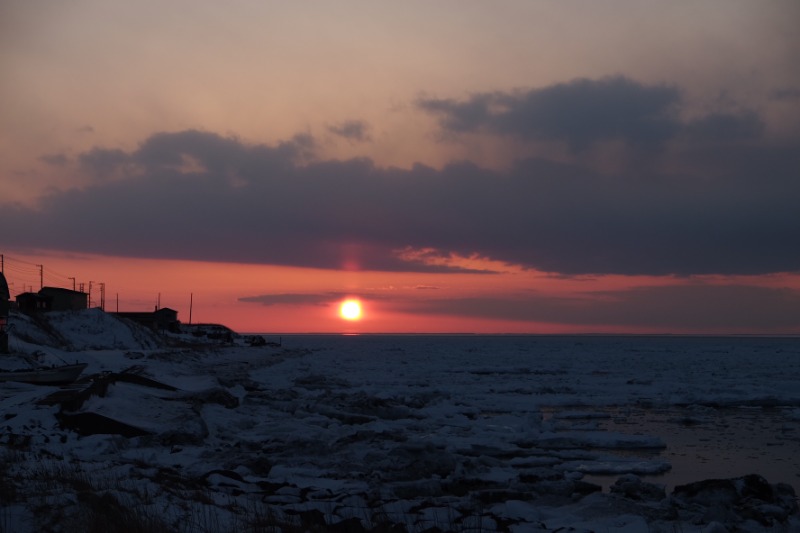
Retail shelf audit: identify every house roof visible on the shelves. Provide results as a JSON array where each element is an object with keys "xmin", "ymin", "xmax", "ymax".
[
  {"xmin": 16, "ymin": 292, "xmax": 45, "ymax": 300},
  {"xmin": 114, "ymin": 308, "xmax": 178, "ymax": 319},
  {"xmin": 39, "ymin": 287, "xmax": 87, "ymax": 296}
]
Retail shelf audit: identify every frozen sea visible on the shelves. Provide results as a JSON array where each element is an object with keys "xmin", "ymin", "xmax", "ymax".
[
  {"xmin": 271, "ymin": 334, "xmax": 800, "ymax": 491},
  {"xmin": 3, "ymin": 311, "xmax": 800, "ymax": 532}
]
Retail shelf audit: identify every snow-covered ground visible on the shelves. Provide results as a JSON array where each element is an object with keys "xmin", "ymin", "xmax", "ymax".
[{"xmin": 1, "ymin": 310, "xmax": 798, "ymax": 532}]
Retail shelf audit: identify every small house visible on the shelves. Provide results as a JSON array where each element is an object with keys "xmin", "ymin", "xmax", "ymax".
[
  {"xmin": 40, "ymin": 287, "xmax": 88, "ymax": 311},
  {"xmin": 16, "ymin": 291, "xmax": 51, "ymax": 313},
  {"xmin": 16, "ymin": 287, "xmax": 88, "ymax": 313},
  {"xmin": 113, "ymin": 308, "xmax": 179, "ymax": 332}
]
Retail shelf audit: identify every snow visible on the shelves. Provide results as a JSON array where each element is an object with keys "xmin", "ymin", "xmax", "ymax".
[{"xmin": 2, "ymin": 310, "xmax": 799, "ymax": 532}]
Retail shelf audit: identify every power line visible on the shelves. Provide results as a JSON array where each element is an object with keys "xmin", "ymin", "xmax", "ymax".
[
  {"xmin": 1, "ymin": 255, "xmax": 39, "ymax": 267},
  {"xmin": 1, "ymin": 254, "xmax": 183, "ymax": 314},
  {"xmin": 0, "ymin": 253, "xmax": 94, "ymax": 298}
]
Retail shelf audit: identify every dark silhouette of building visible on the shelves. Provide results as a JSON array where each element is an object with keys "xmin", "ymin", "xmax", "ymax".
[
  {"xmin": 113, "ymin": 308, "xmax": 179, "ymax": 332},
  {"xmin": 0, "ymin": 272, "xmax": 9, "ymax": 353},
  {"xmin": 16, "ymin": 287, "xmax": 88, "ymax": 313}
]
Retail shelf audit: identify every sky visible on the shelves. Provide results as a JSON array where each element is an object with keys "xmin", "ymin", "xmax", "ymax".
[{"xmin": 2, "ymin": 1, "xmax": 800, "ymax": 334}]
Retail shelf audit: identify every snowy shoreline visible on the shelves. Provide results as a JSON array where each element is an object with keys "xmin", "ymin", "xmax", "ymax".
[{"xmin": 2, "ymin": 309, "xmax": 799, "ymax": 532}]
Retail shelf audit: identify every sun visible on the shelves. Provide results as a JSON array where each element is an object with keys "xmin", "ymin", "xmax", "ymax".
[{"xmin": 340, "ymin": 299, "xmax": 362, "ymax": 321}]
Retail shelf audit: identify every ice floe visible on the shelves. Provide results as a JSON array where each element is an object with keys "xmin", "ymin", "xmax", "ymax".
[{"xmin": 1, "ymin": 310, "xmax": 798, "ymax": 531}]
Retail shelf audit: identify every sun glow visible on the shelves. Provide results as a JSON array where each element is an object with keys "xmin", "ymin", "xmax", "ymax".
[{"xmin": 340, "ymin": 299, "xmax": 363, "ymax": 320}]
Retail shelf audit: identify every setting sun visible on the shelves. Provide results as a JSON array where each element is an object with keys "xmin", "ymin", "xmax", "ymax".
[{"xmin": 340, "ymin": 299, "xmax": 362, "ymax": 321}]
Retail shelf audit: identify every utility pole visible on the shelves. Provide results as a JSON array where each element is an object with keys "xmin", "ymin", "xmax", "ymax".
[
  {"xmin": 69, "ymin": 277, "xmax": 76, "ymax": 291},
  {"xmin": 189, "ymin": 293, "xmax": 193, "ymax": 325},
  {"xmin": 99, "ymin": 282, "xmax": 105, "ymax": 311},
  {"xmin": 37, "ymin": 264, "xmax": 43, "ymax": 290},
  {"xmin": 88, "ymin": 281, "xmax": 93, "ymax": 308}
]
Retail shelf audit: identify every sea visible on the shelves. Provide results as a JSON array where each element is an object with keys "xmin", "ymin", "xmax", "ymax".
[{"xmin": 260, "ymin": 333, "xmax": 800, "ymax": 492}]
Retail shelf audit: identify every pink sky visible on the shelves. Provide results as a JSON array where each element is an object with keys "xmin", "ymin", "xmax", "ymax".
[
  {"xmin": 2, "ymin": 1, "xmax": 799, "ymax": 333},
  {"xmin": 4, "ymin": 250, "xmax": 799, "ymax": 334}
]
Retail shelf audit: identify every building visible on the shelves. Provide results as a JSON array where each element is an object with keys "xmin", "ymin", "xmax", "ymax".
[
  {"xmin": 113, "ymin": 308, "xmax": 179, "ymax": 332},
  {"xmin": 15, "ymin": 292, "xmax": 48, "ymax": 313},
  {"xmin": 0, "ymin": 272, "xmax": 9, "ymax": 353},
  {"xmin": 40, "ymin": 287, "xmax": 89, "ymax": 311},
  {"xmin": 16, "ymin": 287, "xmax": 88, "ymax": 313}
]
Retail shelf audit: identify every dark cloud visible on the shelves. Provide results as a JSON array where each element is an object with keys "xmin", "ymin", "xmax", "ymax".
[
  {"xmin": 769, "ymin": 87, "xmax": 800, "ymax": 101},
  {"xmin": 239, "ymin": 293, "xmax": 340, "ymax": 306},
  {"xmin": 133, "ymin": 130, "xmax": 314, "ymax": 175},
  {"xmin": 328, "ymin": 120, "xmax": 371, "ymax": 142},
  {"xmin": 79, "ymin": 147, "xmax": 130, "ymax": 179},
  {"xmin": 239, "ymin": 291, "xmax": 389, "ymax": 306},
  {"xmin": 39, "ymin": 153, "xmax": 69, "ymax": 166},
  {"xmin": 418, "ymin": 76, "xmax": 765, "ymax": 151},
  {"xmin": 2, "ymin": 121, "xmax": 798, "ymax": 276},
  {"xmin": 418, "ymin": 76, "xmax": 682, "ymax": 151},
  {"xmin": 683, "ymin": 112, "xmax": 764, "ymax": 143},
  {"xmin": 406, "ymin": 285, "xmax": 800, "ymax": 332}
]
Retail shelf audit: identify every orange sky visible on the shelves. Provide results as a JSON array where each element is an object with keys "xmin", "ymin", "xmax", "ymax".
[
  {"xmin": 3, "ymin": 250, "xmax": 799, "ymax": 334},
  {"xmin": 2, "ymin": 2, "xmax": 799, "ymax": 334}
]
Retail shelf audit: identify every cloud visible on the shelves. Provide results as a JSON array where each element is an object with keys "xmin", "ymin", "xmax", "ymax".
[
  {"xmin": 418, "ymin": 76, "xmax": 682, "ymax": 151},
  {"xmin": 418, "ymin": 76, "xmax": 765, "ymax": 151},
  {"xmin": 770, "ymin": 87, "xmax": 800, "ymax": 102},
  {"xmin": 239, "ymin": 291, "xmax": 390, "ymax": 306},
  {"xmin": 684, "ymin": 112, "xmax": 764, "ymax": 143},
  {"xmin": 39, "ymin": 153, "xmax": 69, "ymax": 166},
  {"xmin": 239, "ymin": 293, "xmax": 341, "ymax": 306},
  {"xmin": 328, "ymin": 120, "xmax": 371, "ymax": 142},
  {"xmin": 132, "ymin": 130, "xmax": 315, "ymax": 175},
  {"xmin": 79, "ymin": 147, "xmax": 131, "ymax": 179},
  {"xmin": 1, "ymin": 112, "xmax": 798, "ymax": 277},
  {"xmin": 405, "ymin": 284, "xmax": 800, "ymax": 332}
]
